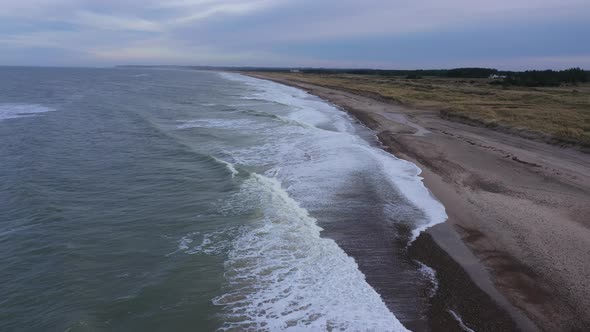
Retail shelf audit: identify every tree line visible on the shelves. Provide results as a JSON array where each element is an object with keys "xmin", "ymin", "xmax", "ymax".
[
  {"xmin": 119, "ymin": 65, "xmax": 589, "ymax": 86},
  {"xmin": 262, "ymin": 67, "xmax": 589, "ymax": 86},
  {"xmin": 499, "ymin": 68, "xmax": 588, "ymax": 87}
]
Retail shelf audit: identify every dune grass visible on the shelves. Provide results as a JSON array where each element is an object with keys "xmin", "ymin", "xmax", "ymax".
[{"xmin": 252, "ymin": 72, "xmax": 590, "ymax": 146}]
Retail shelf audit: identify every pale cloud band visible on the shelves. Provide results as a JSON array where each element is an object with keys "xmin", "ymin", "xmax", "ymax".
[{"xmin": 0, "ymin": 0, "xmax": 588, "ymax": 68}]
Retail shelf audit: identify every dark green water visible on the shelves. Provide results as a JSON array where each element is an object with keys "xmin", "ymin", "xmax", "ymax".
[{"xmin": 0, "ymin": 68, "xmax": 446, "ymax": 331}]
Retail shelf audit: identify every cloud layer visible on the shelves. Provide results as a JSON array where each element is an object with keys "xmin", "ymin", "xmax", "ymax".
[{"xmin": 0, "ymin": 0, "xmax": 589, "ymax": 69}]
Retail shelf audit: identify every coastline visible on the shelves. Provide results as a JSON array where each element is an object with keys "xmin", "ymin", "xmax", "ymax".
[{"xmin": 242, "ymin": 72, "xmax": 590, "ymax": 331}]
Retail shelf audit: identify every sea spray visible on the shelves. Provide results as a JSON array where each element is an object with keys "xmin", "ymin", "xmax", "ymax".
[
  {"xmin": 0, "ymin": 103, "xmax": 55, "ymax": 121},
  {"xmin": 213, "ymin": 174, "xmax": 409, "ymax": 331},
  {"xmin": 219, "ymin": 72, "xmax": 447, "ymax": 242}
]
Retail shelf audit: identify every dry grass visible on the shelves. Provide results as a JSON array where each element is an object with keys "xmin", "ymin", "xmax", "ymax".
[{"xmin": 252, "ymin": 72, "xmax": 590, "ymax": 146}]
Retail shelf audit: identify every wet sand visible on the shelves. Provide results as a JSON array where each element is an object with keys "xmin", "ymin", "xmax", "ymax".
[{"xmin": 245, "ymin": 72, "xmax": 590, "ymax": 331}]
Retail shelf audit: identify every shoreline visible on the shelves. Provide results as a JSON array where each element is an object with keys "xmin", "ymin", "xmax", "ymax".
[{"xmin": 243, "ymin": 72, "xmax": 590, "ymax": 331}]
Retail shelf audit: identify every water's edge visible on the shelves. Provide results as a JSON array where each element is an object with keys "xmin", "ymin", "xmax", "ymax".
[{"xmin": 240, "ymin": 72, "xmax": 526, "ymax": 331}]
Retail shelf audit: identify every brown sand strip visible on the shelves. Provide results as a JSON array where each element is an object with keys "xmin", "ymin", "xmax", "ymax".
[{"xmin": 243, "ymin": 72, "xmax": 590, "ymax": 331}]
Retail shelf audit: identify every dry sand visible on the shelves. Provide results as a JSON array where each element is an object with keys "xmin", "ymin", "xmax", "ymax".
[{"xmin": 246, "ymin": 72, "xmax": 590, "ymax": 331}]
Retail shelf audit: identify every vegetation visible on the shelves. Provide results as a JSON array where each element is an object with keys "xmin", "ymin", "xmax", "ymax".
[
  {"xmin": 500, "ymin": 68, "xmax": 588, "ymax": 87},
  {"xmin": 247, "ymin": 67, "xmax": 589, "ymax": 87},
  {"xmin": 446, "ymin": 68, "xmax": 498, "ymax": 78},
  {"xmin": 251, "ymin": 67, "xmax": 487, "ymax": 77},
  {"xmin": 250, "ymin": 72, "xmax": 590, "ymax": 146},
  {"xmin": 122, "ymin": 65, "xmax": 589, "ymax": 87}
]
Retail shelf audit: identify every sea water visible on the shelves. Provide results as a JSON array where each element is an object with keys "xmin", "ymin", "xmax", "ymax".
[{"xmin": 0, "ymin": 67, "xmax": 446, "ymax": 331}]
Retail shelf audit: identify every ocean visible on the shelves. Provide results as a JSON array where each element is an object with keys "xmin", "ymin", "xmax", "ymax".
[{"xmin": 0, "ymin": 67, "xmax": 446, "ymax": 331}]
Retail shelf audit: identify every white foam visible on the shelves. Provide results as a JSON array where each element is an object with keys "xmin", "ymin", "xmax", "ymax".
[
  {"xmin": 186, "ymin": 229, "xmax": 234, "ymax": 255},
  {"xmin": 449, "ymin": 310, "xmax": 476, "ymax": 332},
  {"xmin": 166, "ymin": 232, "xmax": 198, "ymax": 256},
  {"xmin": 212, "ymin": 156, "xmax": 239, "ymax": 178},
  {"xmin": 0, "ymin": 103, "xmax": 55, "ymax": 121},
  {"xmin": 219, "ymin": 72, "xmax": 353, "ymax": 133},
  {"xmin": 416, "ymin": 261, "xmax": 439, "ymax": 298},
  {"xmin": 178, "ymin": 234, "xmax": 195, "ymax": 250},
  {"xmin": 218, "ymin": 72, "xmax": 247, "ymax": 82},
  {"xmin": 168, "ymin": 229, "xmax": 236, "ymax": 256},
  {"xmin": 176, "ymin": 118, "xmax": 258, "ymax": 130},
  {"xmin": 220, "ymin": 72, "xmax": 447, "ymax": 243},
  {"xmin": 369, "ymin": 147, "xmax": 447, "ymax": 242},
  {"xmin": 214, "ymin": 174, "xmax": 409, "ymax": 331},
  {"xmin": 212, "ymin": 72, "xmax": 450, "ymax": 330}
]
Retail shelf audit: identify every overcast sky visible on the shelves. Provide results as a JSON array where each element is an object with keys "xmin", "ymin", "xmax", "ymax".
[{"xmin": 1, "ymin": 0, "xmax": 589, "ymax": 69}]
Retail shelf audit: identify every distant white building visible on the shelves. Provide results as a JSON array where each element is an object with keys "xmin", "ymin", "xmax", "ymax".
[
  {"xmin": 488, "ymin": 74, "xmax": 507, "ymax": 79},
  {"xmin": 290, "ymin": 69, "xmax": 301, "ymax": 73}
]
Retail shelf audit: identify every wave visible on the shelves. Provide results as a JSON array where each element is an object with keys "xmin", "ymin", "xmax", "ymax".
[
  {"xmin": 213, "ymin": 174, "xmax": 409, "ymax": 331},
  {"xmin": 0, "ymin": 103, "xmax": 55, "ymax": 121},
  {"xmin": 449, "ymin": 310, "xmax": 476, "ymax": 332},
  {"xmin": 169, "ymin": 229, "xmax": 237, "ymax": 256},
  {"xmin": 240, "ymin": 109, "xmax": 317, "ymax": 129},
  {"xmin": 211, "ymin": 72, "xmax": 450, "ymax": 330},
  {"xmin": 220, "ymin": 72, "xmax": 447, "ymax": 242},
  {"xmin": 368, "ymin": 147, "xmax": 447, "ymax": 242},
  {"xmin": 166, "ymin": 231, "xmax": 199, "ymax": 256},
  {"xmin": 211, "ymin": 156, "xmax": 239, "ymax": 178},
  {"xmin": 175, "ymin": 118, "xmax": 259, "ymax": 130},
  {"xmin": 417, "ymin": 261, "xmax": 439, "ymax": 298}
]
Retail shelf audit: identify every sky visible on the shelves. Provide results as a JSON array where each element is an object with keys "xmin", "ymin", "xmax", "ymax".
[{"xmin": 0, "ymin": 0, "xmax": 589, "ymax": 70}]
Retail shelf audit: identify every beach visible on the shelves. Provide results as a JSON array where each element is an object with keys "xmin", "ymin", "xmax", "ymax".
[{"xmin": 245, "ymin": 72, "xmax": 590, "ymax": 331}]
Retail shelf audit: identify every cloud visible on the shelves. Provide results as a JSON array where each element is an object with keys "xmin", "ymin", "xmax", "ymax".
[
  {"xmin": 87, "ymin": 39, "xmax": 294, "ymax": 67},
  {"xmin": 73, "ymin": 11, "xmax": 163, "ymax": 32},
  {"xmin": 170, "ymin": 0, "xmax": 276, "ymax": 26},
  {"xmin": 208, "ymin": 0, "xmax": 590, "ymax": 43},
  {"xmin": 0, "ymin": 0, "xmax": 588, "ymax": 68}
]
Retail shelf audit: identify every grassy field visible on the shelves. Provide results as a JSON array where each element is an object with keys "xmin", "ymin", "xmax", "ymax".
[{"xmin": 251, "ymin": 72, "xmax": 590, "ymax": 147}]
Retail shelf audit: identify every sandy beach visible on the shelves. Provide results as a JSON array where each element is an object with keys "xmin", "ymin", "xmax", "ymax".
[{"xmin": 246, "ymin": 72, "xmax": 590, "ymax": 331}]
